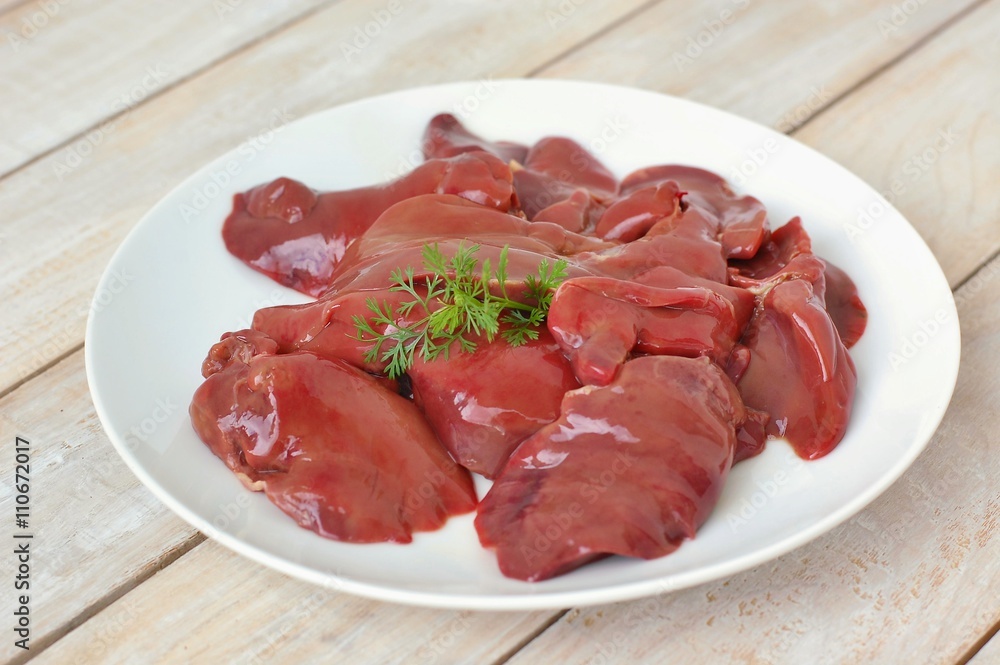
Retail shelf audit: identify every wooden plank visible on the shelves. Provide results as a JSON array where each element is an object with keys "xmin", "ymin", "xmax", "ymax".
[
  {"xmin": 0, "ymin": 350, "xmax": 198, "ymax": 662},
  {"xmin": 538, "ymin": 0, "xmax": 983, "ymax": 130},
  {"xmin": 0, "ymin": 0, "xmax": 331, "ymax": 177},
  {"xmin": 503, "ymin": 247, "xmax": 1000, "ymax": 663},
  {"xmin": 971, "ymin": 632, "xmax": 1000, "ymax": 665},
  {"xmin": 27, "ymin": 541, "xmax": 558, "ymax": 665},
  {"xmin": 791, "ymin": 0, "xmax": 1000, "ymax": 288},
  {"xmin": 0, "ymin": 0, "xmax": 651, "ymax": 395}
]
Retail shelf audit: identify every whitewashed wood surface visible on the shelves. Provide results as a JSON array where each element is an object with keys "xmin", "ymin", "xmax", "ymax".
[{"xmin": 1, "ymin": 0, "xmax": 997, "ymax": 663}]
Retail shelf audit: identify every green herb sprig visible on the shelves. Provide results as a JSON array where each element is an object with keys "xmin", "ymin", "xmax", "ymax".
[{"xmin": 352, "ymin": 243, "xmax": 567, "ymax": 379}]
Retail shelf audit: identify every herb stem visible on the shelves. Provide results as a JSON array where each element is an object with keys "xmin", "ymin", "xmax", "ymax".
[{"xmin": 353, "ymin": 243, "xmax": 567, "ymax": 378}]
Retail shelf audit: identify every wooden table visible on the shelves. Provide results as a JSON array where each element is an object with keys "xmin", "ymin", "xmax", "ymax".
[{"xmin": 2, "ymin": 1, "xmax": 998, "ymax": 662}]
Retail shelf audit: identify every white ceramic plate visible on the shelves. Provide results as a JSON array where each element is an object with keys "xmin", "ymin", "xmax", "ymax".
[{"xmin": 86, "ymin": 79, "xmax": 960, "ymax": 610}]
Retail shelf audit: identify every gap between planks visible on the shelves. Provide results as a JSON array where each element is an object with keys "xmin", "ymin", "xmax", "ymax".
[
  {"xmin": 781, "ymin": 0, "xmax": 993, "ymax": 135},
  {"xmin": 952, "ymin": 244, "xmax": 1000, "ymax": 294},
  {"xmin": 960, "ymin": 617, "xmax": 1000, "ymax": 665},
  {"xmin": 490, "ymin": 609, "xmax": 571, "ymax": 665},
  {"xmin": 13, "ymin": 532, "xmax": 206, "ymax": 665},
  {"xmin": 524, "ymin": 0, "xmax": 664, "ymax": 78},
  {"xmin": 0, "ymin": 342, "xmax": 81, "ymax": 402},
  {"xmin": 0, "ymin": 0, "xmax": 343, "ymax": 187}
]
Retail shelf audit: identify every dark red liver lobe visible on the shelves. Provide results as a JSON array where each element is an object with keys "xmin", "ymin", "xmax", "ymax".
[
  {"xmin": 580, "ymin": 203, "xmax": 729, "ymax": 283},
  {"xmin": 250, "ymin": 288, "xmax": 415, "ymax": 375},
  {"xmin": 532, "ymin": 188, "xmax": 606, "ymax": 234},
  {"xmin": 820, "ymin": 258, "xmax": 868, "ymax": 349},
  {"xmin": 594, "ymin": 180, "xmax": 683, "ymax": 242},
  {"xmin": 321, "ymin": 194, "xmax": 604, "ymax": 296},
  {"xmin": 547, "ymin": 276, "xmax": 742, "ymax": 385},
  {"xmin": 728, "ymin": 216, "xmax": 824, "ymax": 289},
  {"xmin": 510, "ymin": 136, "xmax": 620, "ymax": 222},
  {"xmin": 190, "ymin": 350, "xmax": 476, "ymax": 543},
  {"xmin": 622, "ymin": 164, "xmax": 768, "ymax": 259},
  {"xmin": 523, "ymin": 136, "xmax": 619, "ymax": 201},
  {"xmin": 729, "ymin": 217, "xmax": 868, "ymax": 347},
  {"xmin": 475, "ymin": 355, "xmax": 744, "ymax": 582},
  {"xmin": 732, "ymin": 279, "xmax": 857, "ymax": 460},
  {"xmin": 408, "ymin": 327, "xmax": 581, "ymax": 479},
  {"xmin": 222, "ymin": 152, "xmax": 515, "ymax": 297},
  {"xmin": 422, "ymin": 113, "xmax": 528, "ymax": 164}
]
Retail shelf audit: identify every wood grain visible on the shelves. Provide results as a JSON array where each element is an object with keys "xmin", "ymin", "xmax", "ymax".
[
  {"xmin": 538, "ymin": 0, "xmax": 983, "ymax": 130},
  {"xmin": 0, "ymin": 350, "xmax": 198, "ymax": 662},
  {"xmin": 971, "ymin": 632, "xmax": 1000, "ymax": 665},
  {"xmin": 27, "ymin": 542, "xmax": 558, "ymax": 665},
  {"xmin": 791, "ymin": 0, "xmax": 1000, "ymax": 287},
  {"xmin": 504, "ymin": 249, "xmax": 1000, "ymax": 664},
  {"xmin": 0, "ymin": 0, "xmax": 650, "ymax": 396},
  {"xmin": 0, "ymin": 0, "xmax": 332, "ymax": 177}
]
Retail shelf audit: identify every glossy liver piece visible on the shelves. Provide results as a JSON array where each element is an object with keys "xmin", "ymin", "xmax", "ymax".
[
  {"xmin": 475, "ymin": 356, "xmax": 744, "ymax": 581},
  {"xmin": 190, "ymin": 351, "xmax": 476, "ymax": 543}
]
